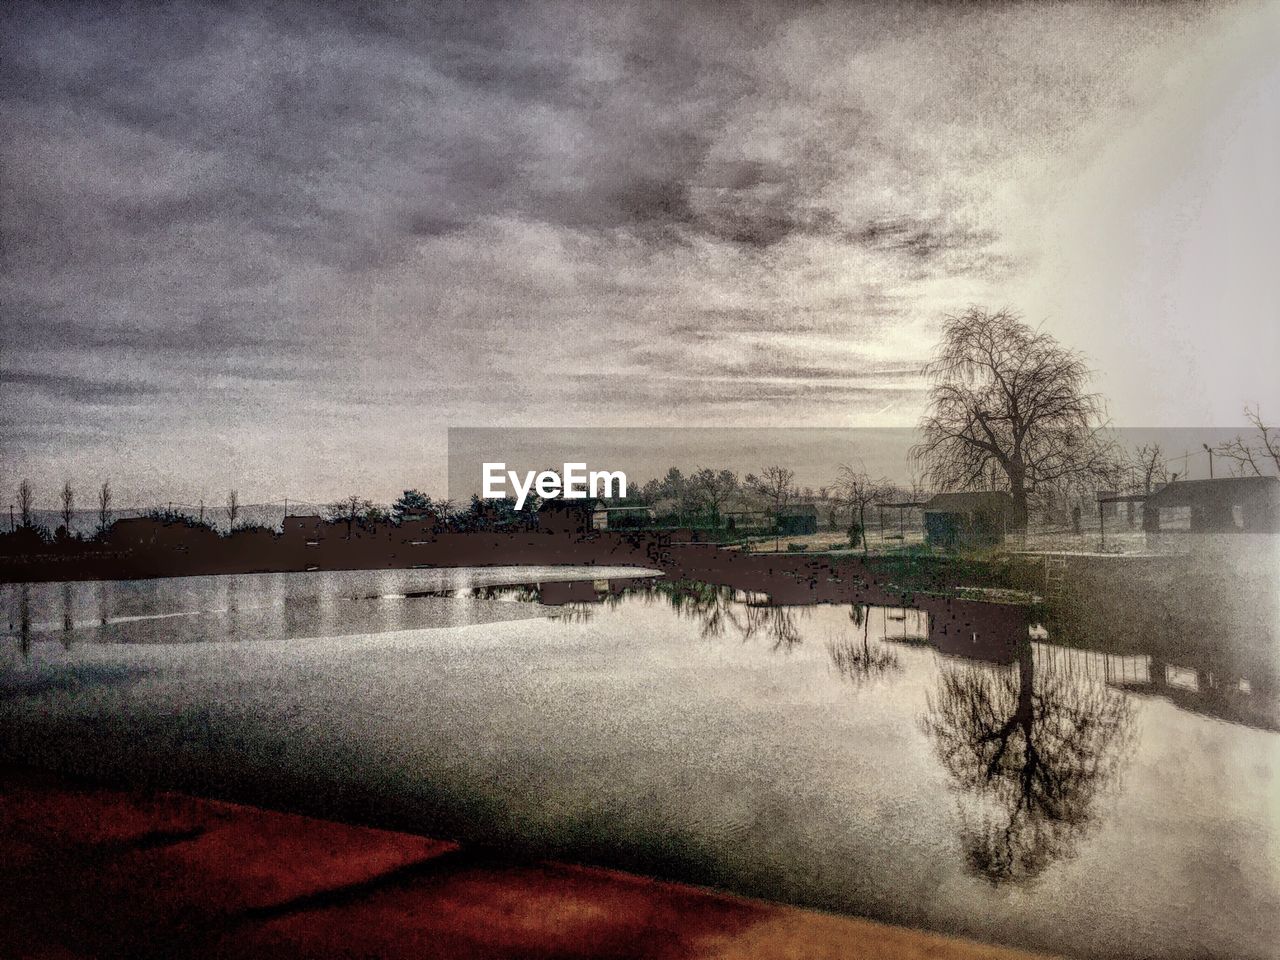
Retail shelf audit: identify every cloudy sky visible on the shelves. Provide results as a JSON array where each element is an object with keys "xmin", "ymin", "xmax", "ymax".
[{"xmin": 2, "ymin": 0, "xmax": 1277, "ymax": 505}]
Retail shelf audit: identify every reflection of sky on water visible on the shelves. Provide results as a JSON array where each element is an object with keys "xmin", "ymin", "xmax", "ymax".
[{"xmin": 1, "ymin": 567, "xmax": 1277, "ymax": 960}]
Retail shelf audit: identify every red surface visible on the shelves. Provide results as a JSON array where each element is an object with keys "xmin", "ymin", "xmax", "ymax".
[{"xmin": 0, "ymin": 768, "xmax": 1053, "ymax": 960}]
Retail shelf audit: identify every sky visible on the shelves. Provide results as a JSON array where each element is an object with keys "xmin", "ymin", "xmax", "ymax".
[{"xmin": 2, "ymin": 0, "xmax": 1277, "ymax": 506}]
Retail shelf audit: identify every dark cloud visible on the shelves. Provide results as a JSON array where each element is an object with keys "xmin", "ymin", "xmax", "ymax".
[
  {"xmin": 404, "ymin": 211, "xmax": 469, "ymax": 239},
  {"xmin": 1, "ymin": 370, "xmax": 160, "ymax": 404},
  {"xmin": 847, "ymin": 217, "xmax": 998, "ymax": 261}
]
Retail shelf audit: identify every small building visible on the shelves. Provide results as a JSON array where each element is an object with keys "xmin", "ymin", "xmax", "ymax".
[
  {"xmin": 775, "ymin": 503, "xmax": 819, "ymax": 536},
  {"xmin": 1095, "ymin": 489, "xmax": 1121, "ymax": 520},
  {"xmin": 591, "ymin": 504, "xmax": 655, "ymax": 530},
  {"xmin": 537, "ymin": 579, "xmax": 603, "ymax": 605},
  {"xmin": 722, "ymin": 509, "xmax": 771, "ymax": 532},
  {"xmin": 922, "ymin": 492, "xmax": 1014, "ymax": 550},
  {"xmin": 1143, "ymin": 476, "xmax": 1280, "ymax": 535}
]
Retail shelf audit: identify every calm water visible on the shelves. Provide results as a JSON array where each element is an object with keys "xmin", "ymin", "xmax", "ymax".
[{"xmin": 2, "ymin": 566, "xmax": 1278, "ymax": 960}]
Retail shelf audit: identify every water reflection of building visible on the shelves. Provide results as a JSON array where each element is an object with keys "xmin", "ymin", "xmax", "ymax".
[
  {"xmin": 536, "ymin": 579, "xmax": 601, "ymax": 606},
  {"xmin": 620, "ymin": 574, "xmax": 1278, "ymax": 733},
  {"xmin": 924, "ymin": 597, "xmax": 1025, "ymax": 665},
  {"xmin": 1034, "ymin": 644, "xmax": 1278, "ymax": 733},
  {"xmin": 1038, "ymin": 552, "xmax": 1278, "ymax": 729}
]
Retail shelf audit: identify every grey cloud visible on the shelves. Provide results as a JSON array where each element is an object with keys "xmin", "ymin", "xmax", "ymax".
[
  {"xmin": 563, "ymin": 371, "xmax": 919, "ymax": 408},
  {"xmin": 0, "ymin": 306, "xmax": 304, "ymax": 356},
  {"xmin": 623, "ymin": 348, "xmax": 919, "ymax": 385},
  {"xmin": 1, "ymin": 370, "xmax": 161, "ymax": 403},
  {"xmin": 0, "ymin": 0, "xmax": 1231, "ymax": 496},
  {"xmin": 404, "ymin": 211, "xmax": 469, "ymax": 239},
  {"xmin": 847, "ymin": 217, "xmax": 998, "ymax": 261}
]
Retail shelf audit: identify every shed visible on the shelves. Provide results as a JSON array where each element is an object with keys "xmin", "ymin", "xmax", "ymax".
[
  {"xmin": 776, "ymin": 503, "xmax": 819, "ymax": 536},
  {"xmin": 922, "ymin": 492, "xmax": 1014, "ymax": 550},
  {"xmin": 1143, "ymin": 476, "xmax": 1280, "ymax": 533},
  {"xmin": 590, "ymin": 505, "xmax": 654, "ymax": 530}
]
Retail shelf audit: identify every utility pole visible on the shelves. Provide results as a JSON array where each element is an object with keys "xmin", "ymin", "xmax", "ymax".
[
  {"xmin": 1202, "ymin": 443, "xmax": 1214, "ymax": 479},
  {"xmin": 8, "ymin": 505, "xmax": 13, "ymax": 532}
]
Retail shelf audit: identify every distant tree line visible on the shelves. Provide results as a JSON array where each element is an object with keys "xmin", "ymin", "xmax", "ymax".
[{"xmin": 8, "ymin": 306, "xmax": 1271, "ymax": 552}]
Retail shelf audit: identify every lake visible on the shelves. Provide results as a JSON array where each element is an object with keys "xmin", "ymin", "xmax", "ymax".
[{"xmin": 2, "ymin": 566, "xmax": 1277, "ymax": 960}]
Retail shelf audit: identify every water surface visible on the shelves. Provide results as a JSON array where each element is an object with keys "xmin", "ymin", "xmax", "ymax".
[{"xmin": 2, "ymin": 566, "xmax": 1277, "ymax": 960}]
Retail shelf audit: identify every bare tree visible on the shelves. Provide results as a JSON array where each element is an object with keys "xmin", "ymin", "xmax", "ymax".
[
  {"xmin": 431, "ymin": 497, "xmax": 455, "ymax": 527},
  {"xmin": 225, "ymin": 490, "xmax": 240, "ymax": 531},
  {"xmin": 17, "ymin": 479, "xmax": 33, "ymax": 528},
  {"xmin": 745, "ymin": 465, "xmax": 795, "ymax": 548},
  {"xmin": 913, "ymin": 308, "xmax": 1113, "ymax": 527},
  {"xmin": 97, "ymin": 480, "xmax": 112, "ymax": 535},
  {"xmin": 326, "ymin": 495, "xmax": 377, "ymax": 537},
  {"xmin": 745, "ymin": 466, "xmax": 795, "ymax": 515},
  {"xmin": 1216, "ymin": 405, "xmax": 1280, "ymax": 476},
  {"xmin": 1129, "ymin": 443, "xmax": 1168, "ymax": 494},
  {"xmin": 60, "ymin": 480, "xmax": 75, "ymax": 535},
  {"xmin": 833, "ymin": 464, "xmax": 889, "ymax": 553},
  {"xmin": 905, "ymin": 467, "xmax": 928, "ymax": 504},
  {"xmin": 689, "ymin": 468, "xmax": 738, "ymax": 520}
]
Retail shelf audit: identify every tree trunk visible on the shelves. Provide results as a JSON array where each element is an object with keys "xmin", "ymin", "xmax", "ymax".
[
  {"xmin": 1007, "ymin": 462, "xmax": 1030, "ymax": 530},
  {"xmin": 1017, "ymin": 638, "xmax": 1035, "ymax": 721}
]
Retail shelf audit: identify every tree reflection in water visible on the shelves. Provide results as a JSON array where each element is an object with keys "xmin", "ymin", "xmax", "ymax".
[
  {"xmin": 61, "ymin": 581, "xmax": 74, "ymax": 649},
  {"xmin": 741, "ymin": 603, "xmax": 802, "ymax": 652},
  {"xmin": 655, "ymin": 580, "xmax": 746, "ymax": 639},
  {"xmin": 827, "ymin": 604, "xmax": 901, "ymax": 689},
  {"xmin": 548, "ymin": 602, "xmax": 597, "ymax": 624},
  {"xmin": 921, "ymin": 640, "xmax": 1136, "ymax": 884},
  {"xmin": 651, "ymin": 580, "xmax": 804, "ymax": 652}
]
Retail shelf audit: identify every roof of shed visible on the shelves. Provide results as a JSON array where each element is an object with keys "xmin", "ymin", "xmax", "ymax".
[{"xmin": 923, "ymin": 491, "xmax": 1015, "ymax": 514}]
